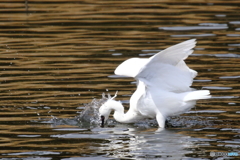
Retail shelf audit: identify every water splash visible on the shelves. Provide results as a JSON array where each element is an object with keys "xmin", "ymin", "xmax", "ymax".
[
  {"xmin": 76, "ymin": 96, "xmax": 108, "ymax": 127},
  {"xmin": 48, "ymin": 93, "xmax": 213, "ymax": 129},
  {"xmin": 166, "ymin": 116, "xmax": 214, "ymax": 128},
  {"xmin": 49, "ymin": 93, "xmax": 110, "ymax": 128}
]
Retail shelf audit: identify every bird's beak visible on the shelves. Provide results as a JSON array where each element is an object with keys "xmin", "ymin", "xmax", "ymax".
[{"xmin": 100, "ymin": 115, "xmax": 105, "ymax": 127}]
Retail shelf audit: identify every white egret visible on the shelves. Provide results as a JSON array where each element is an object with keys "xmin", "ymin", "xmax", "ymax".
[{"xmin": 99, "ymin": 39, "xmax": 211, "ymax": 128}]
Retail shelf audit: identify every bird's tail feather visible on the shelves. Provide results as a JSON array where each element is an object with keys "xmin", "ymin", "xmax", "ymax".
[{"xmin": 184, "ymin": 90, "xmax": 211, "ymax": 101}]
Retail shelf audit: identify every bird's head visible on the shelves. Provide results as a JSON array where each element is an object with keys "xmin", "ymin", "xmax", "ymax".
[
  {"xmin": 99, "ymin": 92, "xmax": 118, "ymax": 127},
  {"xmin": 99, "ymin": 102, "xmax": 111, "ymax": 127}
]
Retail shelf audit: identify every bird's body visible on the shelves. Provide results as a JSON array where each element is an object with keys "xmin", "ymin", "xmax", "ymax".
[{"xmin": 99, "ymin": 39, "xmax": 211, "ymax": 128}]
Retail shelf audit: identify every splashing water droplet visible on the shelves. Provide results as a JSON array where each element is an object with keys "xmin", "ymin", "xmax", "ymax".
[{"xmin": 76, "ymin": 96, "xmax": 108, "ymax": 127}]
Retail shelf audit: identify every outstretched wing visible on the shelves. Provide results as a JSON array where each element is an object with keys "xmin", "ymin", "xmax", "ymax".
[
  {"xmin": 147, "ymin": 39, "xmax": 196, "ymax": 66},
  {"xmin": 114, "ymin": 58, "xmax": 149, "ymax": 77},
  {"xmin": 136, "ymin": 39, "xmax": 197, "ymax": 92},
  {"xmin": 115, "ymin": 39, "xmax": 197, "ymax": 92}
]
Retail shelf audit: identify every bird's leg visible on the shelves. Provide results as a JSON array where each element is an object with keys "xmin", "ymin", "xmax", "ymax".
[{"xmin": 156, "ymin": 113, "xmax": 166, "ymax": 128}]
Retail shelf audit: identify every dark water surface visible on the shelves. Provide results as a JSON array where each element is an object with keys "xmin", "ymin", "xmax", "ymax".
[{"xmin": 0, "ymin": 0, "xmax": 239, "ymax": 159}]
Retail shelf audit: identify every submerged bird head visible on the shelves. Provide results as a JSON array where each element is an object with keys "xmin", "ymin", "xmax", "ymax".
[
  {"xmin": 99, "ymin": 102, "xmax": 112, "ymax": 127},
  {"xmin": 99, "ymin": 92, "xmax": 120, "ymax": 127}
]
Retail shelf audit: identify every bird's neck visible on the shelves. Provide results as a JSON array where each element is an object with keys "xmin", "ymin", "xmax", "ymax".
[{"xmin": 105, "ymin": 99, "xmax": 140, "ymax": 123}]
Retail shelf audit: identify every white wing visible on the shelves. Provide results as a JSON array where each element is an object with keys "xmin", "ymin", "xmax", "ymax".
[
  {"xmin": 115, "ymin": 39, "xmax": 197, "ymax": 92},
  {"xmin": 147, "ymin": 39, "xmax": 196, "ymax": 66},
  {"xmin": 136, "ymin": 39, "xmax": 197, "ymax": 92},
  {"xmin": 115, "ymin": 58, "xmax": 149, "ymax": 77}
]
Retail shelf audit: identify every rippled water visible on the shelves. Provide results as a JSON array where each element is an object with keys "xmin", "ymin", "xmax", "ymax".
[{"xmin": 0, "ymin": 0, "xmax": 239, "ymax": 159}]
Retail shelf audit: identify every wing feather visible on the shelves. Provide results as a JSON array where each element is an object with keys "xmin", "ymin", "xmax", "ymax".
[
  {"xmin": 136, "ymin": 39, "xmax": 197, "ymax": 92},
  {"xmin": 115, "ymin": 39, "xmax": 197, "ymax": 92},
  {"xmin": 148, "ymin": 39, "xmax": 196, "ymax": 65}
]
